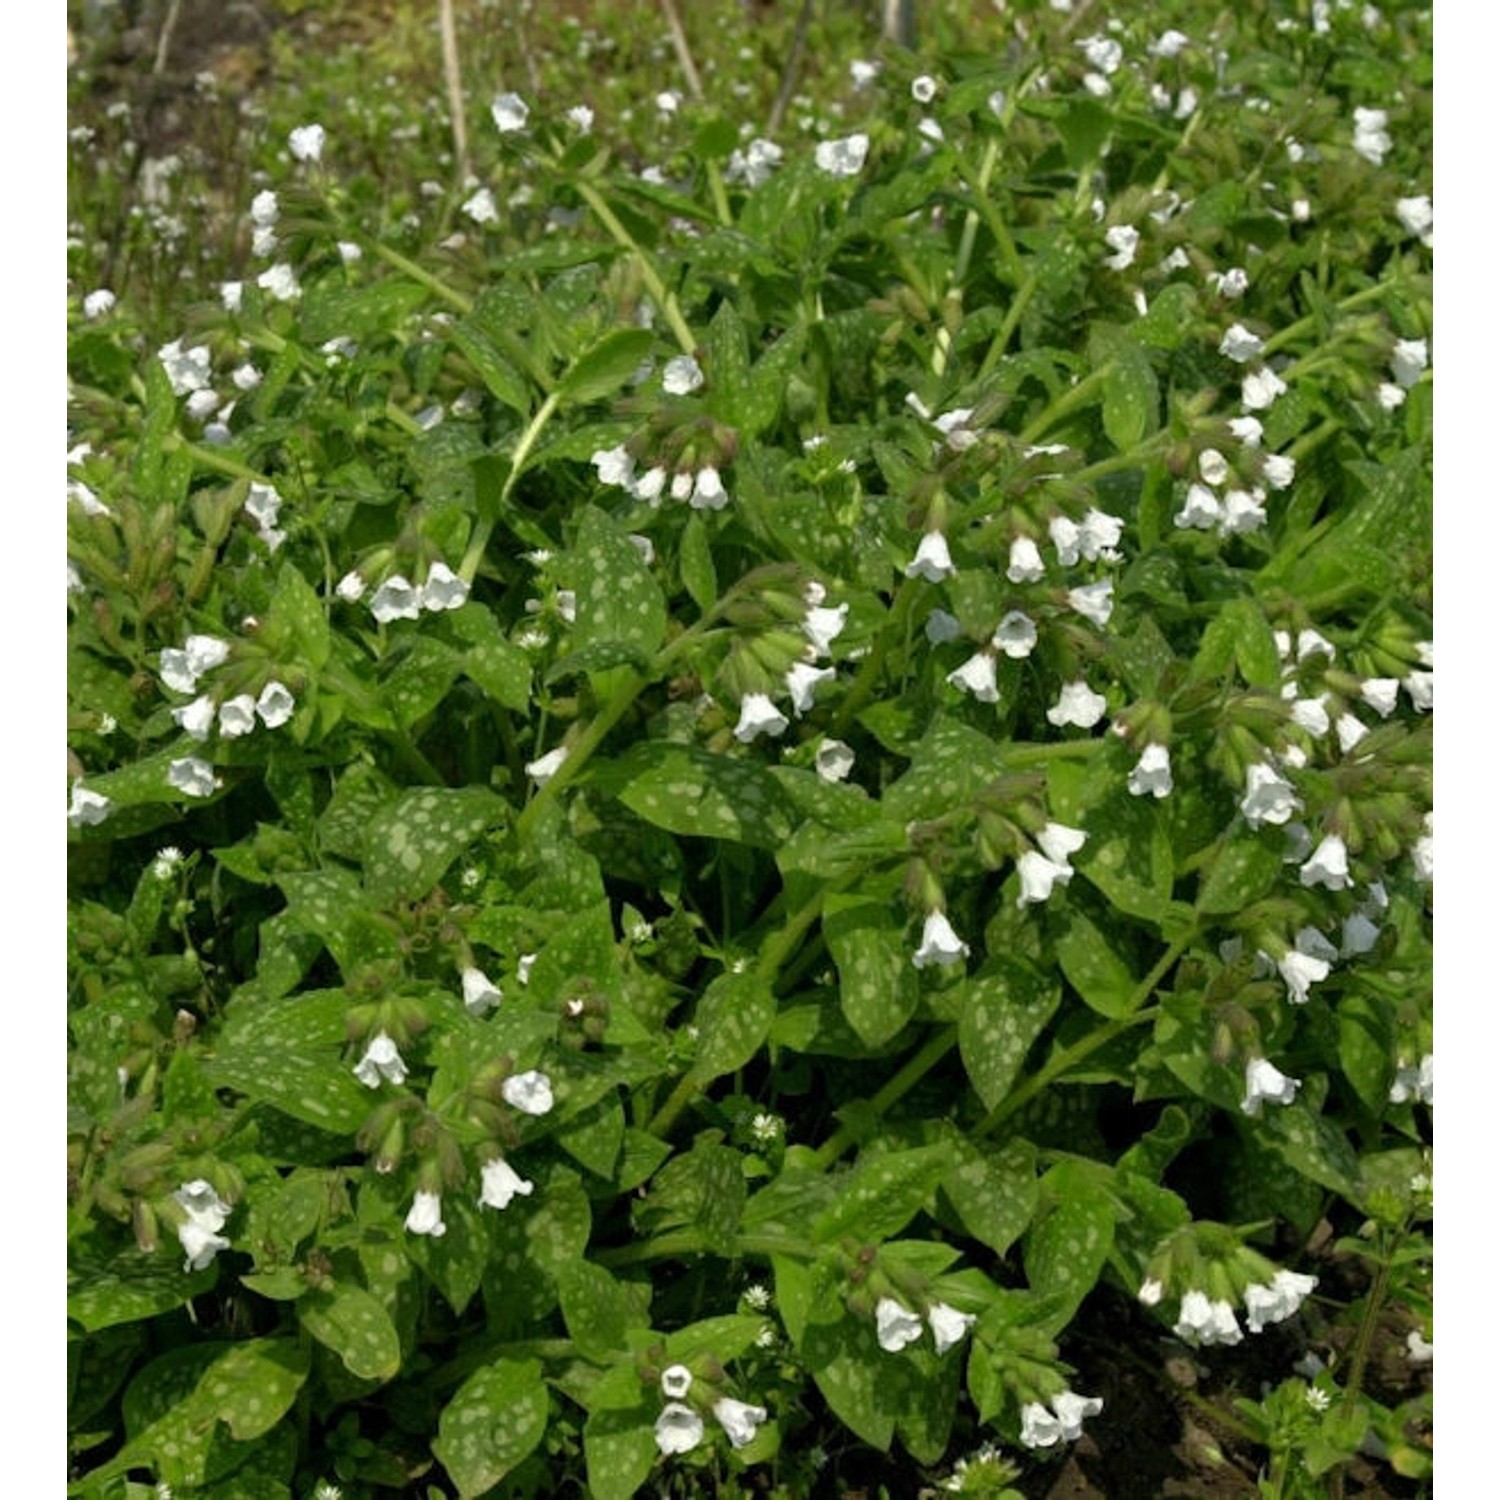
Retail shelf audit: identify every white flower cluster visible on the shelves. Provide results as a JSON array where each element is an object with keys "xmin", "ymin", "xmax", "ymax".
[
  {"xmin": 358, "ymin": 562, "xmax": 471, "ymax": 622},
  {"xmin": 174, "ymin": 1179, "xmax": 233, "ymax": 1271},
  {"xmin": 1168, "ymin": 1269, "xmax": 1318, "ymax": 1347},
  {"xmin": 653, "ymin": 1364, "xmax": 769, "ymax": 1456},
  {"xmin": 875, "ymin": 1295, "xmax": 976, "ymax": 1356},
  {"xmin": 591, "ymin": 443, "xmax": 728, "ymax": 512},
  {"xmin": 1019, "ymin": 1390, "xmax": 1104, "ymax": 1448}
]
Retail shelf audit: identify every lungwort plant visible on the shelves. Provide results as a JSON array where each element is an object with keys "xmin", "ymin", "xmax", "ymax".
[{"xmin": 69, "ymin": 1, "xmax": 1431, "ymax": 1494}]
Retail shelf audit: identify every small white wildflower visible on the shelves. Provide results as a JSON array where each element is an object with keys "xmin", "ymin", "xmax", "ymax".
[
  {"xmin": 158, "ymin": 339, "xmax": 212, "ymax": 396},
  {"xmin": 1241, "ymin": 367, "xmax": 1287, "ymax": 411},
  {"xmin": 814, "ymin": 133, "xmax": 869, "ymax": 178},
  {"xmin": 462, "ymin": 967, "xmax": 502, "ymax": 1017},
  {"xmin": 815, "ymin": 738, "xmax": 856, "ymax": 783},
  {"xmin": 1219, "ymin": 324, "xmax": 1265, "ymax": 363},
  {"xmin": 68, "ymin": 783, "xmax": 112, "ymax": 829},
  {"xmin": 1352, "ymin": 106, "xmax": 1391, "ymax": 166},
  {"xmin": 660, "ymin": 1364, "xmax": 694, "ymax": 1400},
  {"xmin": 526, "ymin": 746, "xmax": 568, "ymax": 786},
  {"xmin": 947, "ymin": 651, "xmax": 999, "ymax": 703},
  {"xmin": 1391, "ymin": 338, "xmax": 1428, "ymax": 388},
  {"xmin": 1103, "ymin": 225, "xmax": 1140, "ymax": 269},
  {"xmin": 1128, "ymin": 743, "xmax": 1174, "ymax": 798},
  {"xmin": 992, "ymin": 611, "xmax": 1038, "ymax": 659},
  {"xmin": 250, "ymin": 188, "xmax": 279, "ymax": 227},
  {"xmin": 1242, "ymin": 1057, "xmax": 1302, "ymax": 1116},
  {"xmin": 1007, "ymin": 536, "xmax": 1046, "ymax": 583},
  {"xmin": 1046, "ymin": 681, "xmax": 1107, "ymax": 730},
  {"xmin": 462, "ymin": 187, "xmax": 499, "ymax": 224},
  {"xmin": 1242, "ymin": 763, "xmax": 1301, "ymax": 828},
  {"xmin": 370, "ymin": 575, "xmax": 422, "ymax": 623},
  {"xmin": 663, "ymin": 355, "xmax": 704, "ymax": 395},
  {"xmin": 168, "ymin": 756, "xmax": 218, "ymax": 798},
  {"xmin": 912, "ymin": 911, "xmax": 970, "ymax": 969},
  {"xmin": 734, "ymin": 692, "xmax": 789, "ymax": 743},
  {"xmin": 492, "ymin": 92, "xmax": 529, "ymax": 133},
  {"xmin": 288, "ymin": 123, "xmax": 326, "ymax": 163},
  {"xmin": 405, "ymin": 1190, "xmax": 447, "ymax": 1237},
  {"xmin": 654, "ymin": 1402, "xmax": 704, "ymax": 1456},
  {"xmin": 1068, "ymin": 580, "xmax": 1114, "ymax": 628},
  {"xmin": 421, "ymin": 561, "xmax": 470, "ymax": 612},
  {"xmin": 1395, "ymin": 194, "xmax": 1433, "ymax": 245},
  {"xmin": 479, "ymin": 1157, "xmax": 534, "ymax": 1210},
  {"xmin": 875, "ymin": 1296, "xmax": 925, "ymax": 1352},
  {"xmin": 502, "ymin": 1069, "xmax": 555, "ymax": 1116},
  {"xmin": 172, "ymin": 694, "xmax": 217, "ymax": 742},
  {"xmin": 353, "ymin": 1031, "xmax": 408, "ymax": 1088},
  {"xmin": 83, "ymin": 288, "xmax": 116, "ymax": 319}
]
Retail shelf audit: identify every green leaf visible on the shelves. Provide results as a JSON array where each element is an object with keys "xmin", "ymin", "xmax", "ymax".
[
  {"xmin": 68, "ymin": 1247, "xmax": 219, "ymax": 1332},
  {"xmin": 362, "ymin": 786, "xmax": 507, "ymax": 905},
  {"xmin": 1102, "ymin": 341, "xmax": 1159, "ymax": 451},
  {"xmin": 1072, "ymin": 786, "xmax": 1176, "ymax": 922},
  {"xmin": 941, "ymin": 1138, "xmax": 1039, "ymax": 1260},
  {"xmin": 434, "ymin": 1357, "xmax": 549, "ymax": 1499},
  {"xmin": 824, "ymin": 897, "xmax": 919, "ymax": 1047},
  {"xmin": 300, "ymin": 1283, "xmax": 402, "ymax": 1381},
  {"xmin": 1197, "ymin": 838, "xmax": 1282, "ymax": 914},
  {"xmin": 1191, "ymin": 597, "xmax": 1280, "ymax": 688},
  {"xmin": 383, "ymin": 636, "xmax": 459, "ymax": 728},
  {"xmin": 557, "ymin": 1262, "xmax": 632, "ymax": 1360},
  {"xmin": 451, "ymin": 318, "xmax": 533, "ymax": 417},
  {"xmin": 705, "ymin": 299, "xmax": 752, "ymax": 426},
  {"xmin": 679, "ymin": 512, "xmax": 717, "ymax": 612},
  {"xmin": 602, "ymin": 742, "xmax": 796, "ymax": 849},
  {"xmin": 882, "ymin": 716, "xmax": 1008, "ymax": 823},
  {"xmin": 640, "ymin": 1136, "xmax": 744, "ymax": 1254},
  {"xmin": 1338, "ymin": 990, "xmax": 1394, "ymax": 1116},
  {"xmin": 1050, "ymin": 905, "xmax": 1140, "ymax": 1018},
  {"xmin": 692, "ymin": 969, "xmax": 777, "ymax": 1081},
  {"xmin": 812, "ymin": 1145, "xmax": 949, "ymax": 1245},
  {"xmin": 1254, "ymin": 1099, "xmax": 1364, "ymax": 1204},
  {"xmin": 447, "ymin": 603, "xmax": 532, "ymax": 710},
  {"xmin": 958, "ymin": 960, "xmax": 1059, "ymax": 1111},
  {"xmin": 801, "ymin": 1312, "xmax": 895, "ymax": 1451},
  {"xmin": 556, "ymin": 1093, "xmax": 625, "ymax": 1180},
  {"xmin": 557, "ymin": 329, "xmax": 656, "ymax": 405},
  {"xmin": 584, "ymin": 1407, "xmax": 658, "ymax": 1500},
  {"xmin": 1023, "ymin": 1161, "xmax": 1116, "ymax": 1330},
  {"xmin": 568, "ymin": 506, "xmax": 667, "ymax": 695},
  {"xmin": 268, "ymin": 564, "xmax": 330, "ymax": 669}
]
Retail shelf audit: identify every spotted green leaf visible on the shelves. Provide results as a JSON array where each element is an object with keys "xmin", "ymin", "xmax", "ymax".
[
  {"xmin": 434, "ymin": 1357, "xmax": 549, "ymax": 1499},
  {"xmin": 604, "ymin": 742, "xmax": 796, "ymax": 849},
  {"xmin": 1023, "ymin": 1161, "xmax": 1117, "ymax": 1332},
  {"xmin": 824, "ymin": 896, "xmax": 919, "ymax": 1047},
  {"xmin": 958, "ymin": 960, "xmax": 1059, "ymax": 1112},
  {"xmin": 299, "ymin": 1283, "xmax": 402, "ymax": 1381},
  {"xmin": 362, "ymin": 785, "xmax": 507, "ymax": 906},
  {"xmin": 691, "ymin": 969, "xmax": 777, "ymax": 1081}
]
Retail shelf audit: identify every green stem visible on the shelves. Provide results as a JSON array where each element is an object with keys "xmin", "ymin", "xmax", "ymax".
[
  {"xmin": 1019, "ymin": 365, "xmax": 1110, "ymax": 446},
  {"xmin": 368, "ymin": 240, "xmax": 473, "ymax": 316},
  {"xmin": 810, "ymin": 1025, "xmax": 958, "ymax": 1170},
  {"xmin": 705, "ymin": 159, "xmax": 732, "ymax": 227},
  {"xmin": 167, "ymin": 437, "xmax": 270, "ymax": 485},
  {"xmin": 574, "ymin": 179, "xmax": 697, "ymax": 354},
  {"xmin": 458, "ymin": 389, "xmax": 561, "ymax": 583},
  {"xmin": 1259, "ymin": 280, "xmax": 1395, "ymax": 359},
  {"xmin": 830, "ymin": 576, "xmax": 920, "ymax": 737},
  {"xmin": 951, "ymin": 137, "xmax": 1022, "ymax": 287},
  {"xmin": 977, "ymin": 270, "xmax": 1038, "ymax": 377},
  {"xmin": 597, "ymin": 1229, "xmax": 804, "ymax": 1271},
  {"xmin": 383, "ymin": 401, "xmax": 424, "ymax": 438}
]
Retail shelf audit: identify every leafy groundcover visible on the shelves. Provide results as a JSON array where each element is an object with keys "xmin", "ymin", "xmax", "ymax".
[{"xmin": 68, "ymin": 2, "xmax": 1431, "ymax": 1495}]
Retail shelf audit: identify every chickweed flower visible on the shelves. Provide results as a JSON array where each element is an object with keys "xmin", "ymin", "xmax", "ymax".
[
  {"xmin": 478, "ymin": 1157, "xmax": 535, "ymax": 1210},
  {"xmin": 288, "ymin": 123, "xmax": 325, "ymax": 162},
  {"xmin": 814, "ymin": 133, "xmax": 869, "ymax": 178},
  {"xmin": 491, "ymin": 92, "xmax": 529, "ymax": 133},
  {"xmin": 912, "ymin": 910, "xmax": 971, "ymax": 969},
  {"xmin": 405, "ymin": 1190, "xmax": 446, "ymax": 1237},
  {"xmin": 502, "ymin": 1070, "xmax": 555, "ymax": 1116},
  {"xmin": 911, "ymin": 74, "xmax": 938, "ymax": 103},
  {"xmin": 566, "ymin": 104, "xmax": 594, "ymax": 132},
  {"xmin": 875, "ymin": 1296, "xmax": 925, "ymax": 1352},
  {"xmin": 1242, "ymin": 1057, "xmax": 1302, "ymax": 1116}
]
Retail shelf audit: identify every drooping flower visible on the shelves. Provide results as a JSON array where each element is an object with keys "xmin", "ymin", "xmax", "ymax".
[
  {"xmin": 1036, "ymin": 822, "xmax": 1087, "ymax": 867},
  {"xmin": 1019, "ymin": 1402, "xmax": 1062, "ymax": 1448},
  {"xmin": 174, "ymin": 1179, "xmax": 232, "ymax": 1271},
  {"xmin": 1174, "ymin": 482, "xmax": 1221, "ymax": 530},
  {"xmin": 992, "ymin": 611, "xmax": 1037, "ymax": 659},
  {"xmin": 171, "ymin": 694, "xmax": 217, "ymax": 742},
  {"xmin": 912, "ymin": 910, "xmax": 970, "ymax": 969},
  {"xmin": 1242, "ymin": 1057, "xmax": 1302, "ymax": 1116},
  {"xmin": 462, "ymin": 187, "xmax": 499, "ymax": 225},
  {"xmin": 875, "ymin": 1296, "xmax": 925, "ymax": 1352},
  {"xmin": 1359, "ymin": 679, "xmax": 1400, "ymax": 718},
  {"xmin": 786, "ymin": 661, "xmax": 835, "ymax": 715},
  {"xmin": 461, "ymin": 967, "xmax": 502, "ymax": 1017},
  {"xmin": 1241, "ymin": 367, "xmax": 1287, "ymax": 411},
  {"xmin": 168, "ymin": 757, "xmax": 218, "ymax": 799},
  {"xmin": 370, "ymin": 575, "xmax": 422, "ymax": 623},
  {"xmin": 1395, "ymin": 194, "xmax": 1433, "ymax": 245},
  {"xmin": 1138, "ymin": 1278, "xmax": 1164, "ymax": 1306},
  {"xmin": 526, "ymin": 746, "xmax": 568, "ymax": 786},
  {"xmin": 814, "ymin": 738, "xmax": 856, "ymax": 783},
  {"xmin": 803, "ymin": 601, "xmax": 849, "ymax": 658},
  {"xmin": 336, "ymin": 571, "xmax": 366, "ymax": 603},
  {"xmin": 713, "ymin": 1397, "xmax": 769, "ymax": 1449},
  {"xmin": 1243, "ymin": 1269, "xmax": 1318, "ymax": 1332},
  {"xmin": 1220, "ymin": 487, "xmax": 1268, "ymax": 535},
  {"xmin": 421, "ymin": 561, "xmax": 469, "ymax": 612},
  {"xmin": 1352, "ymin": 106, "xmax": 1391, "ymax": 165},
  {"xmin": 1067, "ymin": 580, "xmax": 1114, "ymax": 628},
  {"xmin": 905, "ymin": 531, "xmax": 956, "ymax": 582},
  {"xmin": 1016, "ymin": 851, "xmax": 1074, "ymax": 907},
  {"xmin": 1046, "ymin": 681, "xmax": 1108, "ymax": 730},
  {"xmin": 814, "ymin": 133, "xmax": 869, "ymax": 178},
  {"xmin": 1174, "ymin": 1289, "xmax": 1243, "ymax": 1346},
  {"xmin": 478, "ymin": 1156, "xmax": 535, "ymax": 1210},
  {"xmin": 1218, "ymin": 324, "xmax": 1265, "ymax": 363},
  {"xmin": 1389, "ymin": 1053, "xmax": 1433, "ymax": 1105},
  {"xmin": 1335, "ymin": 713, "xmax": 1369, "ymax": 754},
  {"xmin": 947, "ymin": 651, "xmax": 998, "ymax": 703},
  {"xmin": 502, "ymin": 1069, "xmax": 555, "ymax": 1116},
  {"xmin": 405, "ymin": 1190, "xmax": 447, "ymax": 1237},
  {"xmin": 654, "ymin": 1402, "xmax": 705, "ymax": 1456},
  {"xmin": 1007, "ymin": 536, "xmax": 1045, "ymax": 583},
  {"xmin": 660, "ymin": 1365, "xmax": 694, "ymax": 1400},
  {"xmin": 354, "ymin": 1032, "xmax": 408, "ymax": 1088},
  {"xmin": 1128, "ymin": 743, "xmax": 1173, "ymax": 799},
  {"xmin": 158, "ymin": 339, "xmax": 212, "ymax": 395},
  {"xmin": 1241, "ymin": 763, "xmax": 1300, "ymax": 827},
  {"xmin": 591, "ymin": 444, "xmax": 634, "ymax": 488},
  {"xmin": 83, "ymin": 288, "xmax": 116, "ymax": 319},
  {"xmin": 491, "ymin": 92, "xmax": 529, "ymax": 133},
  {"xmin": 288, "ymin": 123, "xmax": 326, "ymax": 162},
  {"xmin": 690, "ymin": 467, "xmax": 729, "ymax": 510},
  {"xmin": 256, "ymin": 681, "xmax": 295, "ymax": 728},
  {"xmin": 1277, "ymin": 947, "xmax": 1330, "ymax": 1006},
  {"xmin": 1103, "ymin": 225, "xmax": 1139, "ymax": 269},
  {"xmin": 1299, "ymin": 834, "xmax": 1350, "ymax": 891},
  {"xmin": 216, "ymin": 695, "xmax": 256, "ymax": 739},
  {"xmin": 663, "ymin": 355, "xmax": 704, "ymax": 396},
  {"xmin": 733, "ymin": 692, "xmax": 790, "ymax": 743},
  {"xmin": 928, "ymin": 1302, "xmax": 977, "ymax": 1355},
  {"xmin": 1051, "ymin": 1390, "xmax": 1105, "ymax": 1440}
]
